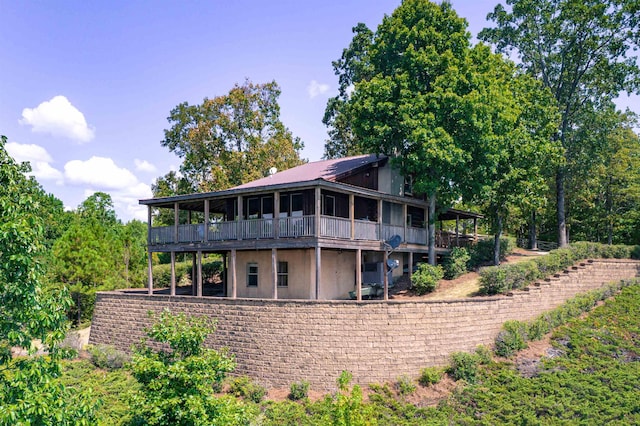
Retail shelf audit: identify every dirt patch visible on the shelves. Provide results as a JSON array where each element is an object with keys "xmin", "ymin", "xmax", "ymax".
[{"xmin": 391, "ymin": 248, "xmax": 548, "ymax": 301}]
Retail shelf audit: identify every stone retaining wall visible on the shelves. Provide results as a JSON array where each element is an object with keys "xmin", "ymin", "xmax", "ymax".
[{"xmin": 89, "ymin": 259, "xmax": 640, "ymax": 390}]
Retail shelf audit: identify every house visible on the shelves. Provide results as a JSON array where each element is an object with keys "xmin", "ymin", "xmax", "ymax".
[{"xmin": 139, "ymin": 154, "xmax": 482, "ymax": 300}]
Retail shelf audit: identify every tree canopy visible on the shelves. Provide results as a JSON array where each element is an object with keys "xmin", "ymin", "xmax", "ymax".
[
  {"xmin": 323, "ymin": 0, "xmax": 563, "ymax": 263},
  {"xmin": 479, "ymin": 0, "xmax": 640, "ymax": 246},
  {"xmin": 158, "ymin": 79, "xmax": 305, "ymax": 195},
  {"xmin": 0, "ymin": 135, "xmax": 97, "ymax": 423}
]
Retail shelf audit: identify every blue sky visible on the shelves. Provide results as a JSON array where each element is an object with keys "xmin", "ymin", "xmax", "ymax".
[{"xmin": 1, "ymin": 1, "xmax": 637, "ymax": 222}]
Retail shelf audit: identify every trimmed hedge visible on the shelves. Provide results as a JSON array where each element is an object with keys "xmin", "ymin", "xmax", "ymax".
[{"xmin": 479, "ymin": 242, "xmax": 640, "ymax": 295}]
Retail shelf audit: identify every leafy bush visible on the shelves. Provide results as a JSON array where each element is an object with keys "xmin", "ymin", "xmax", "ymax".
[
  {"xmin": 152, "ymin": 258, "xmax": 222, "ymax": 288},
  {"xmin": 494, "ymin": 320, "xmax": 529, "ymax": 357},
  {"xmin": 475, "ymin": 345, "xmax": 493, "ymax": 365},
  {"xmin": 443, "ymin": 247, "xmax": 471, "ymax": 279},
  {"xmin": 396, "ymin": 375, "xmax": 417, "ymax": 395},
  {"xmin": 419, "ymin": 367, "xmax": 443, "ymax": 386},
  {"xmin": 288, "ymin": 380, "xmax": 310, "ymax": 401},
  {"xmin": 128, "ymin": 310, "xmax": 249, "ymax": 425},
  {"xmin": 448, "ymin": 352, "xmax": 481, "ymax": 383},
  {"xmin": 87, "ymin": 344, "xmax": 130, "ymax": 370},
  {"xmin": 479, "ymin": 242, "xmax": 639, "ymax": 295},
  {"xmin": 228, "ymin": 375, "xmax": 267, "ymax": 403},
  {"xmin": 468, "ymin": 237, "xmax": 516, "ymax": 268},
  {"xmin": 412, "ymin": 264, "xmax": 444, "ymax": 295}
]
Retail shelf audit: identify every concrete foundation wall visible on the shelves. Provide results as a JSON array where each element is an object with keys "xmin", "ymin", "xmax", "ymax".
[{"xmin": 90, "ymin": 259, "xmax": 640, "ymax": 390}]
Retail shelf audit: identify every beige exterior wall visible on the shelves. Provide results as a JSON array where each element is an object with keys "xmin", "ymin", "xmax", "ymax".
[
  {"xmin": 319, "ymin": 249, "xmax": 357, "ymax": 300},
  {"xmin": 233, "ymin": 249, "xmax": 315, "ymax": 299}
]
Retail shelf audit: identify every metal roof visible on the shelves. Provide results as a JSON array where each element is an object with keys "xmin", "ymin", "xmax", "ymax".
[{"xmin": 233, "ymin": 153, "xmax": 386, "ymax": 190}]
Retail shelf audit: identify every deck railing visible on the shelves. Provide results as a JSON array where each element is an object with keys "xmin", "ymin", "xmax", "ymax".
[
  {"xmin": 149, "ymin": 216, "xmax": 439, "ymax": 247},
  {"xmin": 321, "ymin": 216, "xmax": 351, "ymax": 239}
]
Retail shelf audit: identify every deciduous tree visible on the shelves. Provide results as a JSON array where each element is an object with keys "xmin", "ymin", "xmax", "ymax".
[
  {"xmin": 480, "ymin": 0, "xmax": 640, "ymax": 246},
  {"xmin": 0, "ymin": 135, "xmax": 97, "ymax": 424},
  {"xmin": 160, "ymin": 79, "xmax": 305, "ymax": 193}
]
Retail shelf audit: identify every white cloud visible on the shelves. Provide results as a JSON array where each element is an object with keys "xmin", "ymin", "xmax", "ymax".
[
  {"xmin": 134, "ymin": 158, "xmax": 157, "ymax": 173},
  {"xmin": 307, "ymin": 80, "xmax": 330, "ymax": 99},
  {"xmin": 64, "ymin": 156, "xmax": 138, "ymax": 189},
  {"xmin": 5, "ymin": 141, "xmax": 63, "ymax": 182},
  {"xmin": 65, "ymin": 157, "xmax": 153, "ymax": 222},
  {"xmin": 20, "ymin": 95, "xmax": 95, "ymax": 143}
]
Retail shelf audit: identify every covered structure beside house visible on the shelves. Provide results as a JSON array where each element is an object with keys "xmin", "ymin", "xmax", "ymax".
[{"xmin": 140, "ymin": 154, "xmax": 482, "ymax": 300}]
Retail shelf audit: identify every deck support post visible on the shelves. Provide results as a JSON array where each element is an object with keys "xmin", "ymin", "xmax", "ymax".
[
  {"xmin": 191, "ymin": 252, "xmax": 197, "ymax": 296},
  {"xmin": 230, "ymin": 249, "xmax": 237, "ymax": 298},
  {"xmin": 355, "ymin": 248, "xmax": 362, "ymax": 301},
  {"xmin": 170, "ymin": 251, "xmax": 176, "ymax": 296},
  {"xmin": 197, "ymin": 250, "xmax": 203, "ymax": 297},
  {"xmin": 147, "ymin": 251, "xmax": 153, "ymax": 296},
  {"xmin": 147, "ymin": 206, "xmax": 153, "ymax": 295},
  {"xmin": 408, "ymin": 252, "xmax": 413, "ymax": 283},
  {"xmin": 271, "ymin": 248, "xmax": 278, "ymax": 299},
  {"xmin": 455, "ymin": 214, "xmax": 459, "ymax": 247},
  {"xmin": 315, "ymin": 246, "xmax": 321, "ymax": 299},
  {"xmin": 383, "ymin": 250, "xmax": 389, "ymax": 301},
  {"xmin": 473, "ymin": 218, "xmax": 478, "ymax": 241}
]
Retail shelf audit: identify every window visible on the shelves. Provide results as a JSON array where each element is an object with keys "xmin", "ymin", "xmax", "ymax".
[
  {"xmin": 291, "ymin": 193, "xmax": 303, "ymax": 216},
  {"xmin": 322, "ymin": 194, "xmax": 335, "ymax": 216},
  {"xmin": 404, "ymin": 175, "xmax": 413, "ymax": 196},
  {"xmin": 247, "ymin": 263, "xmax": 258, "ymax": 287},
  {"xmin": 277, "ymin": 261, "xmax": 288, "ymax": 287},
  {"xmin": 247, "ymin": 197, "xmax": 260, "ymax": 219}
]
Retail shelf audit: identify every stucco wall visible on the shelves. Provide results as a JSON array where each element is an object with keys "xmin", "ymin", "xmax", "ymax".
[
  {"xmin": 234, "ymin": 249, "xmax": 315, "ymax": 299},
  {"xmin": 90, "ymin": 259, "xmax": 639, "ymax": 390}
]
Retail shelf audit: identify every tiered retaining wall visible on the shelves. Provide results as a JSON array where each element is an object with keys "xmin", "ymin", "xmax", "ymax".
[{"xmin": 89, "ymin": 259, "xmax": 640, "ymax": 390}]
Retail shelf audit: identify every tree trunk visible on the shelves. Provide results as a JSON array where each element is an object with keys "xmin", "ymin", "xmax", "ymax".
[
  {"xmin": 556, "ymin": 168, "xmax": 568, "ymax": 247},
  {"xmin": 493, "ymin": 214, "xmax": 502, "ymax": 266},
  {"xmin": 428, "ymin": 193, "xmax": 436, "ymax": 265},
  {"xmin": 528, "ymin": 211, "xmax": 538, "ymax": 250},
  {"xmin": 606, "ymin": 178, "xmax": 613, "ymax": 245}
]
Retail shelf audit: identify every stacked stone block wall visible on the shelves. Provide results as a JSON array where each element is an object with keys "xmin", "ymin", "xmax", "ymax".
[{"xmin": 89, "ymin": 259, "xmax": 640, "ymax": 390}]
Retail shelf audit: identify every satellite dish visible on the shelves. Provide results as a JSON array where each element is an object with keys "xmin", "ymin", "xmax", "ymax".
[
  {"xmin": 386, "ymin": 235, "xmax": 402, "ymax": 250},
  {"xmin": 386, "ymin": 259, "xmax": 400, "ymax": 270}
]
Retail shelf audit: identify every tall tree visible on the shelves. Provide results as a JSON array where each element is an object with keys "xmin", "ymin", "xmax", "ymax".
[
  {"xmin": 480, "ymin": 0, "xmax": 640, "ymax": 246},
  {"xmin": 0, "ymin": 135, "xmax": 97, "ymax": 423},
  {"xmin": 160, "ymin": 79, "xmax": 305, "ymax": 193},
  {"xmin": 460, "ymin": 46, "xmax": 562, "ymax": 264},
  {"xmin": 327, "ymin": 0, "xmax": 476, "ymax": 264}
]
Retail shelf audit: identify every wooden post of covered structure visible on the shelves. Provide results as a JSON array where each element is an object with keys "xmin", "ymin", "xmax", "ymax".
[
  {"xmin": 147, "ymin": 205, "xmax": 153, "ymax": 295},
  {"xmin": 355, "ymin": 248, "xmax": 362, "ymax": 301}
]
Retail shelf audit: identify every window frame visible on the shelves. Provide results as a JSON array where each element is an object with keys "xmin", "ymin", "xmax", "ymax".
[
  {"xmin": 247, "ymin": 262, "xmax": 258, "ymax": 287},
  {"xmin": 277, "ymin": 261, "xmax": 288, "ymax": 287}
]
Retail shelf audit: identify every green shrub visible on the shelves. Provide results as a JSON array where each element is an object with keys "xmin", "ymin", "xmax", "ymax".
[
  {"xmin": 475, "ymin": 345, "xmax": 493, "ymax": 365},
  {"xmin": 228, "ymin": 375, "xmax": 267, "ymax": 403},
  {"xmin": 480, "ymin": 242, "xmax": 638, "ymax": 296},
  {"xmin": 86, "ymin": 344, "xmax": 130, "ymax": 370},
  {"xmin": 412, "ymin": 264, "xmax": 444, "ymax": 295},
  {"xmin": 448, "ymin": 352, "xmax": 481, "ymax": 383},
  {"xmin": 468, "ymin": 237, "xmax": 516, "ymax": 268},
  {"xmin": 419, "ymin": 367, "xmax": 443, "ymax": 386},
  {"xmin": 288, "ymin": 380, "xmax": 310, "ymax": 401},
  {"xmin": 443, "ymin": 247, "xmax": 471, "ymax": 279},
  {"xmin": 527, "ymin": 318, "xmax": 550, "ymax": 341},
  {"xmin": 478, "ymin": 267, "xmax": 509, "ymax": 295},
  {"xmin": 396, "ymin": 375, "xmax": 417, "ymax": 395},
  {"xmin": 494, "ymin": 320, "xmax": 529, "ymax": 357}
]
